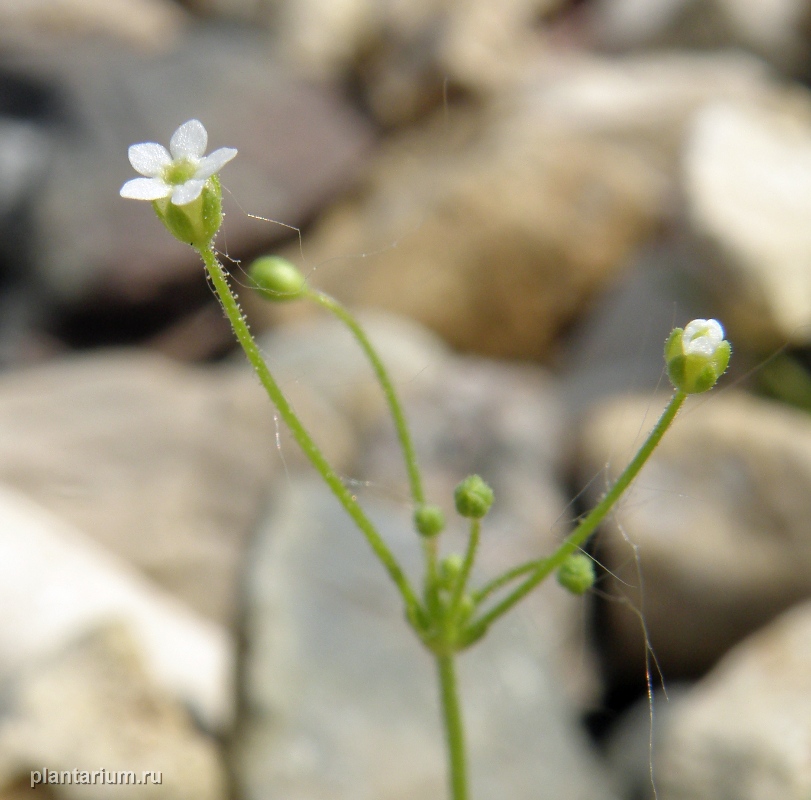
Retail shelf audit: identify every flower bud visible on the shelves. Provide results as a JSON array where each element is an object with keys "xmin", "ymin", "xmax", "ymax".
[
  {"xmin": 454, "ymin": 475, "xmax": 494, "ymax": 519},
  {"xmin": 153, "ymin": 175, "xmax": 223, "ymax": 250},
  {"xmin": 456, "ymin": 594, "xmax": 475, "ymax": 624},
  {"xmin": 414, "ymin": 504, "xmax": 445, "ymax": 538},
  {"xmin": 556, "ymin": 553, "xmax": 595, "ymax": 595},
  {"xmin": 664, "ymin": 318, "xmax": 731, "ymax": 394},
  {"xmin": 439, "ymin": 554, "xmax": 464, "ymax": 589},
  {"xmin": 249, "ymin": 256, "xmax": 306, "ymax": 301}
]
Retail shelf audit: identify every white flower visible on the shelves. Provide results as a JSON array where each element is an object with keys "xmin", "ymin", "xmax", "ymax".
[
  {"xmin": 120, "ymin": 119, "xmax": 237, "ymax": 206},
  {"xmin": 682, "ymin": 318, "xmax": 725, "ymax": 357}
]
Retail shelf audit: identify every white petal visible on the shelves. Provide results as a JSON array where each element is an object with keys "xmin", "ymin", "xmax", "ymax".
[
  {"xmin": 686, "ymin": 337, "xmax": 715, "ymax": 357},
  {"xmin": 171, "ymin": 179, "xmax": 205, "ymax": 205},
  {"xmin": 120, "ymin": 176, "xmax": 172, "ymax": 200},
  {"xmin": 128, "ymin": 143, "xmax": 171, "ymax": 177},
  {"xmin": 170, "ymin": 119, "xmax": 207, "ymax": 161},
  {"xmin": 194, "ymin": 147, "xmax": 238, "ymax": 180}
]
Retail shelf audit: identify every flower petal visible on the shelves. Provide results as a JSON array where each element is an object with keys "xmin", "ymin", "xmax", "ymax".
[
  {"xmin": 171, "ymin": 179, "xmax": 206, "ymax": 205},
  {"xmin": 120, "ymin": 176, "xmax": 172, "ymax": 200},
  {"xmin": 128, "ymin": 143, "xmax": 171, "ymax": 177},
  {"xmin": 195, "ymin": 147, "xmax": 238, "ymax": 180},
  {"xmin": 170, "ymin": 119, "xmax": 207, "ymax": 161}
]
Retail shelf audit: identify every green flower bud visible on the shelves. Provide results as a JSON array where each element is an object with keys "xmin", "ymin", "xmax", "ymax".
[
  {"xmin": 556, "ymin": 553, "xmax": 595, "ymax": 595},
  {"xmin": 439, "ymin": 554, "xmax": 464, "ymax": 589},
  {"xmin": 665, "ymin": 318, "xmax": 731, "ymax": 394},
  {"xmin": 249, "ymin": 256, "xmax": 306, "ymax": 301},
  {"xmin": 456, "ymin": 594, "xmax": 475, "ymax": 624},
  {"xmin": 414, "ymin": 504, "xmax": 445, "ymax": 538},
  {"xmin": 454, "ymin": 475, "xmax": 494, "ymax": 518},
  {"xmin": 153, "ymin": 175, "xmax": 223, "ymax": 250}
]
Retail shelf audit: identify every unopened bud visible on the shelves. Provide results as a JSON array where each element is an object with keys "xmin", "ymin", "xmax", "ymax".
[
  {"xmin": 664, "ymin": 318, "xmax": 731, "ymax": 394},
  {"xmin": 249, "ymin": 256, "xmax": 306, "ymax": 301},
  {"xmin": 454, "ymin": 475, "xmax": 494, "ymax": 519},
  {"xmin": 556, "ymin": 553, "xmax": 595, "ymax": 595}
]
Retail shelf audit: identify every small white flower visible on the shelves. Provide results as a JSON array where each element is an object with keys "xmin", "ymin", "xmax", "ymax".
[
  {"xmin": 120, "ymin": 119, "xmax": 237, "ymax": 206},
  {"xmin": 682, "ymin": 318, "xmax": 724, "ymax": 357}
]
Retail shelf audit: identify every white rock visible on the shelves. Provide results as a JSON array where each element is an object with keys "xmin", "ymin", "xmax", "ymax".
[
  {"xmin": 685, "ymin": 96, "xmax": 811, "ymax": 344},
  {"xmin": 0, "ymin": 483, "xmax": 233, "ymax": 731}
]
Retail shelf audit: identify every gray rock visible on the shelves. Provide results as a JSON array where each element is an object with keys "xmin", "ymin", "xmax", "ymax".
[
  {"xmin": 0, "ymin": 624, "xmax": 227, "ymax": 800},
  {"xmin": 236, "ymin": 479, "xmax": 619, "ymax": 800},
  {"xmin": 588, "ymin": 0, "xmax": 811, "ymax": 73},
  {"xmin": 577, "ymin": 391, "xmax": 811, "ymax": 687}
]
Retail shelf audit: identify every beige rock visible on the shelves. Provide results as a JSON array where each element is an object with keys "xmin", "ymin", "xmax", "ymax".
[
  {"xmin": 0, "ymin": 625, "xmax": 227, "ymax": 800},
  {"xmin": 0, "ymin": 0, "xmax": 186, "ymax": 49},
  {"xmin": 577, "ymin": 391, "xmax": 811, "ymax": 685},
  {"xmin": 266, "ymin": 0, "xmax": 565, "ymax": 121},
  {"xmin": 277, "ymin": 104, "xmax": 666, "ymax": 360},
  {"xmin": 684, "ymin": 93, "xmax": 811, "ymax": 347},
  {"xmin": 523, "ymin": 51, "xmax": 771, "ymax": 162},
  {"xmin": 656, "ymin": 599, "xmax": 811, "ymax": 800}
]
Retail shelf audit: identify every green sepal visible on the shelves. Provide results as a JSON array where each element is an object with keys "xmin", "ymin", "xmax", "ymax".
[
  {"xmin": 152, "ymin": 175, "xmax": 223, "ymax": 250},
  {"xmin": 664, "ymin": 328, "xmax": 731, "ymax": 394},
  {"xmin": 556, "ymin": 553, "xmax": 595, "ymax": 595}
]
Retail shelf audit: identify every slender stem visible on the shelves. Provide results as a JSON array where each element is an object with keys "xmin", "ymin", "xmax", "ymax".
[
  {"xmin": 437, "ymin": 654, "xmax": 468, "ymax": 800},
  {"xmin": 447, "ymin": 519, "xmax": 480, "ymax": 621},
  {"xmin": 471, "ymin": 557, "xmax": 546, "ymax": 604},
  {"xmin": 199, "ymin": 247, "xmax": 420, "ymax": 612},
  {"xmin": 307, "ymin": 289, "xmax": 426, "ymax": 506},
  {"xmin": 467, "ymin": 390, "xmax": 686, "ymax": 636}
]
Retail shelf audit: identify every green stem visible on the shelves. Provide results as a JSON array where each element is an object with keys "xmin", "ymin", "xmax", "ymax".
[
  {"xmin": 437, "ymin": 653, "xmax": 468, "ymax": 800},
  {"xmin": 471, "ymin": 558, "xmax": 545, "ymax": 604},
  {"xmin": 467, "ymin": 390, "xmax": 686, "ymax": 637},
  {"xmin": 447, "ymin": 519, "xmax": 480, "ymax": 622},
  {"xmin": 199, "ymin": 247, "xmax": 420, "ymax": 613},
  {"xmin": 307, "ymin": 289, "xmax": 425, "ymax": 506}
]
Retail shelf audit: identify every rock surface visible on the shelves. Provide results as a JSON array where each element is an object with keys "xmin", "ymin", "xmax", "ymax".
[
  {"xmin": 0, "ymin": 482, "xmax": 233, "ymax": 731},
  {"xmin": 0, "ymin": 624, "xmax": 227, "ymax": 799},
  {"xmin": 684, "ymin": 94, "xmax": 811, "ymax": 347},
  {"xmin": 655, "ymin": 599, "xmax": 811, "ymax": 800},
  {"xmin": 273, "ymin": 100, "xmax": 666, "ymax": 360},
  {"xmin": 0, "ymin": 350, "xmax": 285, "ymax": 627},
  {"xmin": 0, "ymin": 0, "xmax": 187, "ymax": 50},
  {"xmin": 588, "ymin": 0, "xmax": 811, "ymax": 73}
]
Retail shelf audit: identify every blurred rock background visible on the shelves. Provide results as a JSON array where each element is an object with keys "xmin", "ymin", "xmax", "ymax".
[{"xmin": 0, "ymin": 0, "xmax": 810, "ymax": 798}]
